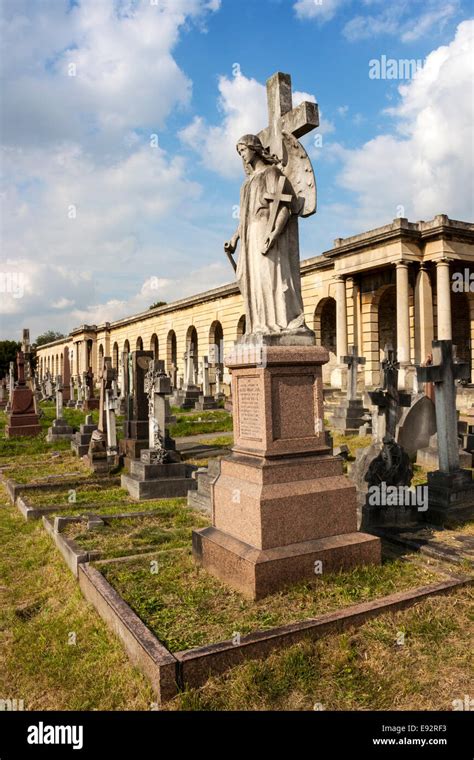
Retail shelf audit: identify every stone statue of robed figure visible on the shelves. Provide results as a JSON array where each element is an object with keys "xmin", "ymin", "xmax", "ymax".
[{"xmin": 224, "ymin": 78, "xmax": 319, "ymax": 346}]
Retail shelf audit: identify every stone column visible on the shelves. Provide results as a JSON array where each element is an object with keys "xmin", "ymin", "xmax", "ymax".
[
  {"xmin": 436, "ymin": 258, "xmax": 452, "ymax": 340},
  {"xmin": 331, "ymin": 275, "xmax": 348, "ymax": 389},
  {"xmin": 414, "ymin": 263, "xmax": 434, "ymax": 364},
  {"xmin": 395, "ymin": 261, "xmax": 410, "ymax": 365}
]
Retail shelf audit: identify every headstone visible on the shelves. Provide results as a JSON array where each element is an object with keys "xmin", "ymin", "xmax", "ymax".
[
  {"xmin": 0, "ymin": 376, "xmax": 7, "ymax": 409},
  {"xmin": 350, "ymin": 346, "xmax": 413, "ymax": 527},
  {"xmin": 179, "ymin": 350, "xmax": 200, "ymax": 408},
  {"xmin": 329, "ymin": 346, "xmax": 371, "ymax": 433},
  {"xmin": 119, "ymin": 350, "xmax": 154, "ymax": 463},
  {"xmin": 46, "ymin": 375, "xmax": 74, "ymax": 441},
  {"xmin": 121, "ymin": 359, "xmax": 195, "ymax": 499},
  {"xmin": 87, "ymin": 357, "xmax": 119, "ymax": 472},
  {"xmin": 369, "ymin": 345, "xmax": 412, "ymax": 440},
  {"xmin": 416, "ymin": 339, "xmax": 474, "ymax": 523},
  {"xmin": 195, "ymin": 356, "xmax": 218, "ymax": 410},
  {"xmin": 5, "ymin": 351, "xmax": 41, "ymax": 437},
  {"xmin": 187, "ymin": 458, "xmax": 221, "ymax": 514},
  {"xmin": 71, "ymin": 413, "xmax": 98, "ymax": 457},
  {"xmin": 83, "ymin": 367, "xmax": 99, "ymax": 411},
  {"xmin": 5, "ymin": 361, "xmax": 15, "ymax": 411}
]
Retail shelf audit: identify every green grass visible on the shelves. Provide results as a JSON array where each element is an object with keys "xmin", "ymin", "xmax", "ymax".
[
  {"xmin": 170, "ymin": 410, "xmax": 233, "ymax": 438},
  {"xmin": 62, "ymin": 506, "xmax": 210, "ymax": 559},
  {"xmin": 166, "ymin": 585, "xmax": 473, "ymax": 711},
  {"xmin": 0, "ymin": 483, "xmax": 154, "ymax": 710},
  {"xmin": 100, "ymin": 549, "xmax": 443, "ymax": 653}
]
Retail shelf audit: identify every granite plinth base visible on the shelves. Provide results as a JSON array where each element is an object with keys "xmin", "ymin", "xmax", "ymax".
[
  {"xmin": 193, "ymin": 345, "xmax": 381, "ymax": 598},
  {"xmin": 424, "ymin": 469, "xmax": 474, "ymax": 525},
  {"xmin": 193, "ymin": 526, "xmax": 381, "ymax": 600},
  {"xmin": 121, "ymin": 460, "xmax": 196, "ymax": 500},
  {"xmin": 6, "ymin": 413, "xmax": 41, "ymax": 437}
]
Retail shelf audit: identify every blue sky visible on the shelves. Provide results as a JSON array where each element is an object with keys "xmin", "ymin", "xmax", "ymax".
[{"xmin": 1, "ymin": 0, "xmax": 473, "ymax": 339}]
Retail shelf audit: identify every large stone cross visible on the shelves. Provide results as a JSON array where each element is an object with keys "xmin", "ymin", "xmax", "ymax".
[
  {"xmin": 369, "ymin": 345, "xmax": 411, "ymax": 439},
  {"xmin": 258, "ymin": 72, "xmax": 319, "ymax": 163},
  {"xmin": 417, "ymin": 340, "xmax": 470, "ymax": 473},
  {"xmin": 341, "ymin": 345, "xmax": 366, "ymax": 401}
]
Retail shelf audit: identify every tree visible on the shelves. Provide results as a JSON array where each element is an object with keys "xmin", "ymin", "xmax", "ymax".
[
  {"xmin": 149, "ymin": 301, "xmax": 167, "ymax": 310},
  {"xmin": 35, "ymin": 331, "xmax": 66, "ymax": 347},
  {"xmin": 0, "ymin": 341, "xmax": 21, "ymax": 378}
]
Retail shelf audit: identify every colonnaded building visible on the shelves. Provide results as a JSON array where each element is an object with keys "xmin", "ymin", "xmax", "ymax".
[{"xmin": 36, "ymin": 214, "xmax": 474, "ymax": 399}]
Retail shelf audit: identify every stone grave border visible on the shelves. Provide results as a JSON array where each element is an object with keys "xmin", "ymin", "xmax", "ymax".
[
  {"xmin": 2, "ymin": 470, "xmax": 472, "ymax": 703},
  {"xmin": 1, "ymin": 474, "xmax": 122, "ymax": 519},
  {"xmin": 42, "ymin": 510, "xmax": 186, "ymax": 576},
  {"xmin": 373, "ymin": 528, "xmax": 474, "ymax": 567},
  {"xmin": 77, "ymin": 555, "xmax": 471, "ymax": 704}
]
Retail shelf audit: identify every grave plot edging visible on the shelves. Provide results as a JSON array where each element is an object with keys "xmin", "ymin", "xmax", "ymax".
[{"xmin": 78, "ymin": 563, "xmax": 178, "ymax": 704}]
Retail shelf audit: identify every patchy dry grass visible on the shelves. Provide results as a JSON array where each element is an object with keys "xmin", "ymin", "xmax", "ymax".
[
  {"xmin": 166, "ymin": 585, "xmax": 474, "ymax": 711},
  {"xmin": 100, "ymin": 549, "xmax": 444, "ymax": 653},
  {"xmin": 0, "ymin": 483, "xmax": 154, "ymax": 710},
  {"xmin": 62, "ymin": 506, "xmax": 210, "ymax": 559}
]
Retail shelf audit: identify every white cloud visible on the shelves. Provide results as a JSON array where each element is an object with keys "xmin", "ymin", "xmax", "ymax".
[
  {"xmin": 294, "ymin": 0, "xmax": 349, "ymax": 22},
  {"xmin": 0, "ymin": 0, "xmax": 221, "ymax": 339},
  {"xmin": 335, "ymin": 20, "xmax": 474, "ymax": 228},
  {"xmin": 179, "ymin": 73, "xmax": 323, "ymax": 178},
  {"xmin": 294, "ymin": 0, "xmax": 461, "ymax": 41}
]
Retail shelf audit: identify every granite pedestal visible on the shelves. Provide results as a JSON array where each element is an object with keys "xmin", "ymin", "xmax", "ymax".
[{"xmin": 193, "ymin": 345, "xmax": 381, "ymax": 599}]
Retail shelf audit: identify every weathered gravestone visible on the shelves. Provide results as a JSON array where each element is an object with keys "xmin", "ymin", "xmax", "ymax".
[
  {"xmin": 5, "ymin": 361, "xmax": 15, "ymax": 411},
  {"xmin": 193, "ymin": 71, "xmax": 380, "ymax": 598},
  {"xmin": 0, "ymin": 377, "xmax": 7, "ymax": 409},
  {"xmin": 195, "ymin": 356, "xmax": 218, "ymax": 410},
  {"xmin": 416, "ymin": 339, "xmax": 474, "ymax": 523},
  {"xmin": 350, "ymin": 346, "xmax": 413, "ymax": 526},
  {"xmin": 179, "ymin": 349, "xmax": 201, "ymax": 409},
  {"xmin": 329, "ymin": 346, "xmax": 370, "ymax": 434},
  {"xmin": 71, "ymin": 413, "xmax": 97, "ymax": 457},
  {"xmin": 87, "ymin": 357, "xmax": 119, "ymax": 473},
  {"xmin": 83, "ymin": 367, "xmax": 99, "ymax": 411},
  {"xmin": 120, "ymin": 350, "xmax": 154, "ymax": 464},
  {"xmin": 6, "ymin": 351, "xmax": 41, "ymax": 437},
  {"xmin": 46, "ymin": 375, "xmax": 74, "ymax": 442},
  {"xmin": 121, "ymin": 359, "xmax": 195, "ymax": 499}
]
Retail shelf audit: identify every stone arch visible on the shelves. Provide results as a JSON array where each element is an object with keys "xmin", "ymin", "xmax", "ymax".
[
  {"xmin": 166, "ymin": 330, "xmax": 177, "ymax": 372},
  {"xmin": 150, "ymin": 333, "xmax": 159, "ymax": 359},
  {"xmin": 98, "ymin": 344, "xmax": 104, "ymax": 363},
  {"xmin": 452, "ymin": 290, "xmax": 471, "ymax": 369},
  {"xmin": 186, "ymin": 326, "xmax": 198, "ymax": 375},
  {"xmin": 112, "ymin": 342, "xmax": 119, "ymax": 370},
  {"xmin": 314, "ymin": 297, "xmax": 336, "ymax": 384},
  {"xmin": 123, "ymin": 339, "xmax": 130, "ymax": 354},
  {"xmin": 377, "ymin": 285, "xmax": 397, "ymax": 360},
  {"xmin": 209, "ymin": 320, "xmax": 224, "ymax": 364},
  {"xmin": 136, "ymin": 336, "xmax": 143, "ymax": 350},
  {"xmin": 236, "ymin": 315, "xmax": 246, "ymax": 340}
]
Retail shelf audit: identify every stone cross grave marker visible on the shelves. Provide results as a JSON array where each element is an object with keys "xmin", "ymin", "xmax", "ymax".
[
  {"xmin": 416, "ymin": 340, "xmax": 470, "ymax": 472},
  {"xmin": 369, "ymin": 345, "xmax": 411, "ymax": 439},
  {"xmin": 202, "ymin": 356, "xmax": 211, "ymax": 397},
  {"xmin": 55, "ymin": 375, "xmax": 63, "ymax": 420},
  {"xmin": 341, "ymin": 345, "xmax": 366, "ymax": 401}
]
